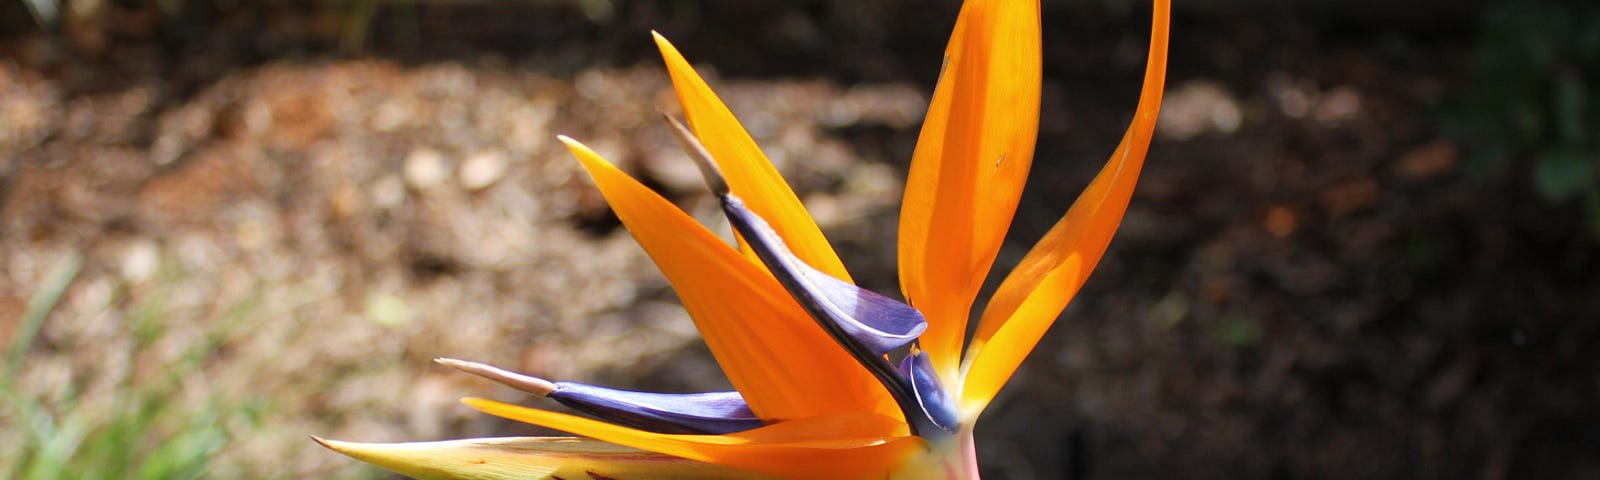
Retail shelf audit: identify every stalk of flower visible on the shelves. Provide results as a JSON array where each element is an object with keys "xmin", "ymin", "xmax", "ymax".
[{"xmin": 318, "ymin": 0, "xmax": 1169, "ymax": 478}]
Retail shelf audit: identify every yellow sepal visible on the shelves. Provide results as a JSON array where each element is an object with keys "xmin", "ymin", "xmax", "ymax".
[{"xmin": 314, "ymin": 436, "xmax": 773, "ymax": 480}]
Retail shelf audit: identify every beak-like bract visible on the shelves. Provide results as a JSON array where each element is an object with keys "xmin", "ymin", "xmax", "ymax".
[{"xmin": 320, "ymin": 1, "xmax": 1169, "ymax": 478}]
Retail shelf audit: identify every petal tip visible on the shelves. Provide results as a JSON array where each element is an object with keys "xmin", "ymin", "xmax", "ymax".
[
  {"xmin": 436, "ymin": 357, "xmax": 557, "ymax": 397},
  {"xmin": 556, "ymin": 135, "xmax": 583, "ymax": 150},
  {"xmin": 651, "ymin": 30, "xmax": 676, "ymax": 51},
  {"xmin": 311, "ymin": 435, "xmax": 389, "ymax": 461}
]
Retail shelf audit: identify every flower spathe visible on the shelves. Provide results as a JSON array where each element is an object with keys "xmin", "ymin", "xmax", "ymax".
[{"xmin": 320, "ymin": 0, "xmax": 1170, "ymax": 478}]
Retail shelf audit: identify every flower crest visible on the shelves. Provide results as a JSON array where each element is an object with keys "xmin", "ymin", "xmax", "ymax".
[{"xmin": 320, "ymin": 1, "xmax": 1169, "ymax": 478}]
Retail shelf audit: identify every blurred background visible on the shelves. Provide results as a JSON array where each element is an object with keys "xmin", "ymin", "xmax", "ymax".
[{"xmin": 2, "ymin": 0, "xmax": 1597, "ymax": 478}]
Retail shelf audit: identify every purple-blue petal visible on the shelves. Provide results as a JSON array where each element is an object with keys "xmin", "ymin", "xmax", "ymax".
[
  {"xmin": 663, "ymin": 113, "xmax": 945, "ymax": 437},
  {"xmin": 548, "ymin": 382, "xmax": 764, "ymax": 434},
  {"xmin": 898, "ymin": 350, "xmax": 959, "ymax": 433},
  {"xmin": 722, "ymin": 195, "xmax": 927, "ymax": 355}
]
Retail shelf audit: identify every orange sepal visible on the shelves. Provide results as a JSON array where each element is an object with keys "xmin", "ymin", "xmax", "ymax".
[
  {"xmin": 898, "ymin": 0, "xmax": 1042, "ymax": 376},
  {"xmin": 960, "ymin": 0, "xmax": 1170, "ymax": 415},
  {"xmin": 561, "ymin": 137, "xmax": 899, "ymax": 422},
  {"xmin": 654, "ymin": 32, "xmax": 853, "ymax": 284}
]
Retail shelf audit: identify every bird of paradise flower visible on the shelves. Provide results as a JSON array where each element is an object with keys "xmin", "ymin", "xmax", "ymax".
[{"xmin": 318, "ymin": 0, "xmax": 1169, "ymax": 478}]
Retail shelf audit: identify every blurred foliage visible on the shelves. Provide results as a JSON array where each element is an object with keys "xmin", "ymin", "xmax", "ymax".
[
  {"xmin": 13, "ymin": 0, "xmax": 616, "ymax": 25},
  {"xmin": 0, "ymin": 254, "xmax": 265, "ymax": 480},
  {"xmin": 1442, "ymin": 0, "xmax": 1600, "ymax": 236},
  {"xmin": 10, "ymin": 0, "xmax": 616, "ymax": 51},
  {"xmin": 18, "ymin": 0, "xmax": 58, "ymax": 26}
]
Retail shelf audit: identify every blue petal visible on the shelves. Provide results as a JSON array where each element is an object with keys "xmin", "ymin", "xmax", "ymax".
[
  {"xmin": 549, "ymin": 382, "xmax": 765, "ymax": 435},
  {"xmin": 721, "ymin": 195, "xmax": 927, "ymax": 355},
  {"xmin": 662, "ymin": 114, "xmax": 945, "ymax": 437},
  {"xmin": 897, "ymin": 349, "xmax": 959, "ymax": 433}
]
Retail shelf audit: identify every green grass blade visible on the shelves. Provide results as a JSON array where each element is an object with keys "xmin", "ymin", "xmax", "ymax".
[{"xmin": 6, "ymin": 252, "xmax": 82, "ymax": 376}]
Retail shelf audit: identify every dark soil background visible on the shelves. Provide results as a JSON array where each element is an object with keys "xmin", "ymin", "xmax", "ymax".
[{"xmin": 3, "ymin": 0, "xmax": 1597, "ymax": 479}]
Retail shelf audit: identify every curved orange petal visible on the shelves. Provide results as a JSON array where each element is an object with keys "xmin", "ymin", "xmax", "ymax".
[
  {"xmin": 960, "ymin": 0, "xmax": 1170, "ymax": 415},
  {"xmin": 898, "ymin": 0, "xmax": 1041, "ymax": 377},
  {"xmin": 654, "ymin": 33, "xmax": 853, "ymax": 284},
  {"xmin": 561, "ymin": 137, "xmax": 899, "ymax": 423},
  {"xmin": 465, "ymin": 398, "xmax": 924, "ymax": 480}
]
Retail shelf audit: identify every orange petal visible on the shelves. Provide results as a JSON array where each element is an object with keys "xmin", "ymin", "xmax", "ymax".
[
  {"xmin": 960, "ymin": 0, "xmax": 1170, "ymax": 415},
  {"xmin": 654, "ymin": 33, "xmax": 853, "ymax": 284},
  {"xmin": 561, "ymin": 137, "xmax": 900, "ymax": 423},
  {"xmin": 465, "ymin": 398, "xmax": 925, "ymax": 480},
  {"xmin": 898, "ymin": 0, "xmax": 1041, "ymax": 377}
]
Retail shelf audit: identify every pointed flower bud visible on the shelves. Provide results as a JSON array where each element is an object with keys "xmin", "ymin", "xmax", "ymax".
[
  {"xmin": 897, "ymin": 349, "xmax": 958, "ymax": 433},
  {"xmin": 438, "ymin": 358, "xmax": 763, "ymax": 435},
  {"xmin": 548, "ymin": 384, "xmax": 764, "ymax": 435},
  {"xmin": 665, "ymin": 114, "xmax": 927, "ymax": 357},
  {"xmin": 719, "ymin": 195, "xmax": 927, "ymax": 356},
  {"xmin": 667, "ymin": 114, "xmax": 948, "ymax": 438}
]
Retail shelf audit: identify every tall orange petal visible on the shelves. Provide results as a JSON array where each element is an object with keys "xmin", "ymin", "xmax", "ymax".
[
  {"xmin": 562, "ymin": 137, "xmax": 898, "ymax": 422},
  {"xmin": 960, "ymin": 0, "xmax": 1170, "ymax": 415},
  {"xmin": 654, "ymin": 33, "xmax": 853, "ymax": 284},
  {"xmin": 899, "ymin": 0, "xmax": 1042, "ymax": 377},
  {"xmin": 465, "ymin": 398, "xmax": 924, "ymax": 480}
]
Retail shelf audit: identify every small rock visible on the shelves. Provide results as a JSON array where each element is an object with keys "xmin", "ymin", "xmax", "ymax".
[
  {"xmin": 371, "ymin": 99, "xmax": 411, "ymax": 132},
  {"xmin": 1394, "ymin": 140, "xmax": 1458, "ymax": 181},
  {"xmin": 370, "ymin": 175, "xmax": 406, "ymax": 209},
  {"xmin": 1314, "ymin": 86, "xmax": 1363, "ymax": 126},
  {"xmin": 1268, "ymin": 73, "xmax": 1316, "ymax": 119},
  {"xmin": 119, "ymin": 239, "xmax": 160, "ymax": 283},
  {"xmin": 458, "ymin": 150, "xmax": 509, "ymax": 191},
  {"xmin": 404, "ymin": 148, "xmax": 451, "ymax": 190},
  {"xmin": 236, "ymin": 219, "xmax": 270, "ymax": 252},
  {"xmin": 1263, "ymin": 205, "xmax": 1298, "ymax": 238},
  {"xmin": 1157, "ymin": 80, "xmax": 1242, "ymax": 141},
  {"xmin": 1320, "ymin": 179, "xmax": 1381, "ymax": 217},
  {"xmin": 364, "ymin": 293, "xmax": 411, "ymax": 328},
  {"xmin": 329, "ymin": 183, "xmax": 363, "ymax": 218}
]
